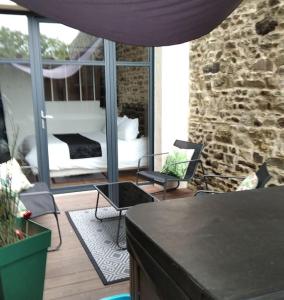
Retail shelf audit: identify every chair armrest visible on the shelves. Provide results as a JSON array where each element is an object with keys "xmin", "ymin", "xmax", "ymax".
[
  {"xmin": 194, "ymin": 190, "xmax": 223, "ymax": 196},
  {"xmin": 203, "ymin": 174, "xmax": 246, "ymax": 180},
  {"xmin": 20, "ymin": 190, "xmax": 51, "ymax": 197},
  {"xmin": 137, "ymin": 152, "xmax": 169, "ymax": 171},
  {"xmin": 165, "ymin": 158, "xmax": 201, "ymax": 167}
]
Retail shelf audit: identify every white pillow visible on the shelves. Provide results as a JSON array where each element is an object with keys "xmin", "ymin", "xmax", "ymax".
[
  {"xmin": 101, "ymin": 116, "xmax": 127, "ymax": 134},
  {"xmin": 236, "ymin": 172, "xmax": 258, "ymax": 191},
  {"xmin": 118, "ymin": 117, "xmax": 139, "ymax": 141},
  {"xmin": 0, "ymin": 158, "xmax": 33, "ymax": 193}
]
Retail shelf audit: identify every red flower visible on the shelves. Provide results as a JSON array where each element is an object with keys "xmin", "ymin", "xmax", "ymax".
[
  {"xmin": 23, "ymin": 210, "xmax": 32, "ymax": 220},
  {"xmin": 15, "ymin": 229, "xmax": 24, "ymax": 240}
]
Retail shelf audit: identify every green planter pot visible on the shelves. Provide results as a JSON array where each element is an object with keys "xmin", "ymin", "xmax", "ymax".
[{"xmin": 0, "ymin": 219, "xmax": 51, "ymax": 300}]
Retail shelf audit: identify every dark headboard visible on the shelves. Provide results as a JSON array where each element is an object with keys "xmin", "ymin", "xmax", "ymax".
[{"xmin": 119, "ymin": 103, "xmax": 147, "ymax": 137}]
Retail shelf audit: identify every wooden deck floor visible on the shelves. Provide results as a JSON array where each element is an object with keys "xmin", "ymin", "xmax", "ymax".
[{"xmin": 36, "ymin": 186, "xmax": 193, "ymax": 300}]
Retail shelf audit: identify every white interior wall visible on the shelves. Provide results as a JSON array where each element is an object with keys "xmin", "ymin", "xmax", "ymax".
[
  {"xmin": 0, "ymin": 65, "xmax": 106, "ymax": 148},
  {"xmin": 155, "ymin": 43, "xmax": 190, "ymax": 168},
  {"xmin": 46, "ymin": 102, "xmax": 105, "ymax": 134}
]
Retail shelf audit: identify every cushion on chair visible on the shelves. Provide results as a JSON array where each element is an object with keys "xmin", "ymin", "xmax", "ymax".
[
  {"xmin": 0, "ymin": 158, "xmax": 33, "ymax": 193},
  {"xmin": 236, "ymin": 172, "xmax": 258, "ymax": 191},
  {"xmin": 161, "ymin": 147, "xmax": 194, "ymax": 179}
]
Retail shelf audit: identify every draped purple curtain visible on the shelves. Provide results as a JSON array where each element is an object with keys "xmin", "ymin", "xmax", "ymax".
[{"xmin": 14, "ymin": 0, "xmax": 241, "ymax": 46}]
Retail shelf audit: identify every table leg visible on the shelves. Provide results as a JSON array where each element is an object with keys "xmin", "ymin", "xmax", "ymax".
[
  {"xmin": 116, "ymin": 211, "xmax": 126, "ymax": 250},
  {"xmin": 95, "ymin": 192, "xmax": 103, "ymax": 222}
]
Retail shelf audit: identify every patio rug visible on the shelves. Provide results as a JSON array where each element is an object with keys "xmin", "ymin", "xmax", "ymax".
[{"xmin": 66, "ymin": 207, "xmax": 129, "ymax": 285}]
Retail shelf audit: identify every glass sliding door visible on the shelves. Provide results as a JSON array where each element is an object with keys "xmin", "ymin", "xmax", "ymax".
[
  {"xmin": 0, "ymin": 14, "xmax": 39, "ymax": 184},
  {"xmin": 116, "ymin": 45, "xmax": 152, "ymax": 182},
  {"xmin": 39, "ymin": 22, "xmax": 108, "ymax": 189},
  {"xmin": 0, "ymin": 13, "xmax": 154, "ymax": 191}
]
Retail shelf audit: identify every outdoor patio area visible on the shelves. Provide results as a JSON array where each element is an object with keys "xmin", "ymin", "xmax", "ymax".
[
  {"xmin": 0, "ymin": 0, "xmax": 284, "ymax": 299},
  {"xmin": 39, "ymin": 188, "xmax": 192, "ymax": 300}
]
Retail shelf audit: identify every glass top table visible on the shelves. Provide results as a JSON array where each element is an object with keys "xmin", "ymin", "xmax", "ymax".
[{"xmin": 94, "ymin": 181, "xmax": 155, "ymax": 249}]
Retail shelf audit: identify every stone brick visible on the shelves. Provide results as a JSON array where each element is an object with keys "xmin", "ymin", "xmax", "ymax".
[
  {"xmin": 245, "ymin": 80, "xmax": 266, "ymax": 88},
  {"xmin": 277, "ymin": 118, "xmax": 284, "ymax": 128},
  {"xmin": 276, "ymin": 55, "xmax": 284, "ymax": 67},
  {"xmin": 279, "ymin": 66, "xmax": 284, "ymax": 75},
  {"xmin": 268, "ymin": 157, "xmax": 284, "ymax": 169},
  {"xmin": 252, "ymin": 59, "xmax": 273, "ymax": 71},
  {"xmin": 188, "ymin": 0, "xmax": 284, "ymax": 191},
  {"xmin": 203, "ymin": 62, "xmax": 220, "ymax": 74},
  {"xmin": 215, "ymin": 130, "xmax": 232, "ymax": 144},
  {"xmin": 269, "ymin": 0, "xmax": 279, "ymax": 6},
  {"xmin": 255, "ymin": 17, "xmax": 278, "ymax": 35},
  {"xmin": 253, "ymin": 152, "xmax": 263, "ymax": 163}
]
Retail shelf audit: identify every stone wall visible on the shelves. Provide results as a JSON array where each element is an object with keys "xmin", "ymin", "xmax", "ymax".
[
  {"xmin": 189, "ymin": 0, "xmax": 284, "ymax": 190},
  {"xmin": 116, "ymin": 44, "xmax": 149, "ymax": 111},
  {"xmin": 116, "ymin": 44, "xmax": 149, "ymax": 136},
  {"xmin": 117, "ymin": 66, "xmax": 148, "ymax": 108}
]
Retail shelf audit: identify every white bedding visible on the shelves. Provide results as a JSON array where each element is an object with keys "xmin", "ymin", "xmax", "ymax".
[{"xmin": 20, "ymin": 132, "xmax": 147, "ymax": 177}]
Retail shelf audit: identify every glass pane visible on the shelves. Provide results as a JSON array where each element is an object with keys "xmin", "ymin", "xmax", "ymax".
[
  {"xmin": 0, "ymin": 63, "xmax": 39, "ymax": 183},
  {"xmin": 0, "ymin": 14, "xmax": 29, "ymax": 59},
  {"xmin": 81, "ymin": 66, "xmax": 94, "ymax": 101},
  {"xmin": 39, "ymin": 23, "xmax": 104, "ymax": 61},
  {"xmin": 42, "ymin": 64, "xmax": 105, "ymax": 103},
  {"xmin": 52, "ymin": 78, "xmax": 66, "ymax": 101},
  {"xmin": 117, "ymin": 66, "xmax": 149, "ymax": 182},
  {"xmin": 43, "ymin": 65, "xmax": 108, "ymax": 188},
  {"xmin": 44, "ymin": 77, "xmax": 52, "ymax": 101},
  {"xmin": 96, "ymin": 182, "xmax": 154, "ymax": 209},
  {"xmin": 67, "ymin": 71, "xmax": 80, "ymax": 101},
  {"xmin": 116, "ymin": 43, "xmax": 148, "ymax": 62}
]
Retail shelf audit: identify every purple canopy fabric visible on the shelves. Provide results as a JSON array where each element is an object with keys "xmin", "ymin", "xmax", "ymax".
[{"xmin": 14, "ymin": 0, "xmax": 242, "ymax": 46}]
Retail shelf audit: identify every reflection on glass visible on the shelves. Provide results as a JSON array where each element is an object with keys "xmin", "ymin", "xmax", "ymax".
[
  {"xmin": 0, "ymin": 64, "xmax": 39, "ymax": 183},
  {"xmin": 116, "ymin": 43, "xmax": 148, "ymax": 62},
  {"xmin": 0, "ymin": 14, "xmax": 29, "ymax": 59},
  {"xmin": 67, "ymin": 72, "xmax": 80, "ymax": 101},
  {"xmin": 117, "ymin": 66, "xmax": 149, "ymax": 182},
  {"xmin": 40, "ymin": 23, "xmax": 104, "ymax": 61},
  {"xmin": 42, "ymin": 65, "xmax": 105, "ymax": 102},
  {"xmin": 81, "ymin": 66, "xmax": 94, "ymax": 101},
  {"xmin": 42, "ymin": 64, "xmax": 108, "ymax": 188},
  {"xmin": 52, "ymin": 78, "xmax": 66, "ymax": 101},
  {"xmin": 97, "ymin": 182, "xmax": 154, "ymax": 209}
]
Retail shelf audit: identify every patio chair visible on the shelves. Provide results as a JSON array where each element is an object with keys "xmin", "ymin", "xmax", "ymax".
[
  {"xmin": 19, "ymin": 181, "xmax": 62, "ymax": 251},
  {"xmin": 194, "ymin": 162, "xmax": 272, "ymax": 197},
  {"xmin": 136, "ymin": 140, "xmax": 207, "ymax": 199}
]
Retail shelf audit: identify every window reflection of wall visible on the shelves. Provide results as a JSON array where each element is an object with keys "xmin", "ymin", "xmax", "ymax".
[
  {"xmin": 116, "ymin": 44, "xmax": 148, "ymax": 62},
  {"xmin": 117, "ymin": 66, "xmax": 149, "ymax": 137},
  {"xmin": 43, "ymin": 66, "xmax": 105, "ymax": 102}
]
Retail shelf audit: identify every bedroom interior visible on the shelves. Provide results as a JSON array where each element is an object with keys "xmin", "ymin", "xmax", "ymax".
[{"xmin": 0, "ymin": 14, "xmax": 153, "ymax": 191}]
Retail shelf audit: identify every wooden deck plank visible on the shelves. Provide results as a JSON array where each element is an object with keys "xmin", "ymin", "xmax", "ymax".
[
  {"xmin": 42, "ymin": 186, "xmax": 193, "ymax": 299},
  {"xmin": 42, "ymin": 190, "xmax": 129, "ymax": 300}
]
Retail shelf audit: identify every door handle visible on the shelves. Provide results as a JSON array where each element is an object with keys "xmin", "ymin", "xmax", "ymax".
[{"xmin": 41, "ymin": 110, "xmax": 54, "ymax": 119}]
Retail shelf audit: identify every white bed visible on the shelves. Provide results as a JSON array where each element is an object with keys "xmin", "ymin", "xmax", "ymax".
[{"xmin": 20, "ymin": 131, "xmax": 147, "ymax": 178}]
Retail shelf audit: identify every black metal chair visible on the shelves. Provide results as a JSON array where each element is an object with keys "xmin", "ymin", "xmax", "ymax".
[
  {"xmin": 19, "ymin": 181, "xmax": 62, "ymax": 251},
  {"xmin": 136, "ymin": 140, "xmax": 207, "ymax": 199},
  {"xmin": 195, "ymin": 162, "xmax": 272, "ymax": 196}
]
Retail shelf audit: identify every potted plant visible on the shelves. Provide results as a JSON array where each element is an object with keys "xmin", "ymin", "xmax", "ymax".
[{"xmin": 0, "ymin": 148, "xmax": 51, "ymax": 300}]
